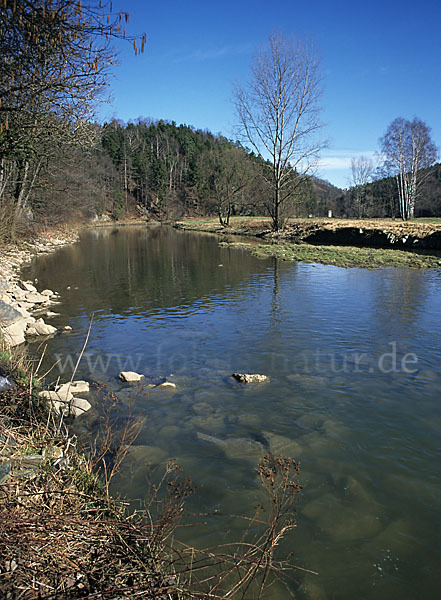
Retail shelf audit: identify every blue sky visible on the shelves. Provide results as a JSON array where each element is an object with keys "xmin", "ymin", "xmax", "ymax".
[{"xmin": 101, "ymin": 0, "xmax": 441, "ymax": 188}]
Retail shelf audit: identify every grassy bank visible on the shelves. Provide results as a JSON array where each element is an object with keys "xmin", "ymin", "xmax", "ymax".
[
  {"xmin": 218, "ymin": 240, "xmax": 441, "ymax": 269},
  {"xmin": 175, "ymin": 217, "xmax": 441, "ymax": 269}
]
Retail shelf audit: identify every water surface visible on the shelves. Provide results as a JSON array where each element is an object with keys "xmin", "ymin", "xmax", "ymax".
[{"xmin": 23, "ymin": 225, "xmax": 441, "ymax": 599}]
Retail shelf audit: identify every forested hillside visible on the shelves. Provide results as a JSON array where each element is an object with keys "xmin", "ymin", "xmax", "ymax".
[{"xmin": 101, "ymin": 119, "xmax": 336, "ymax": 223}]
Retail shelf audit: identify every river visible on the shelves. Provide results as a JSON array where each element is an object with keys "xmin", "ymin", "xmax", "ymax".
[{"xmin": 22, "ymin": 225, "xmax": 441, "ymax": 599}]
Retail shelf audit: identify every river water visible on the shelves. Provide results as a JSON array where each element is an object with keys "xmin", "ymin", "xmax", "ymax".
[{"xmin": 23, "ymin": 225, "xmax": 441, "ymax": 599}]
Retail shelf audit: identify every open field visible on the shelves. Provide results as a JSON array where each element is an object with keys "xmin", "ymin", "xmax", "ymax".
[{"xmin": 175, "ymin": 216, "xmax": 441, "ymax": 236}]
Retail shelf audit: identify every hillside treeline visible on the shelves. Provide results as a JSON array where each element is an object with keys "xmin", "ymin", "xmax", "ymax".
[
  {"xmin": 101, "ymin": 119, "xmax": 343, "ymax": 223},
  {"xmin": 1, "ymin": 117, "xmax": 338, "ymax": 239}
]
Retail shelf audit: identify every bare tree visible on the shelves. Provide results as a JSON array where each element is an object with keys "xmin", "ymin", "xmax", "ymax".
[
  {"xmin": 0, "ymin": 1, "xmax": 145, "ymax": 237},
  {"xmin": 350, "ymin": 155, "xmax": 374, "ymax": 218},
  {"xmin": 379, "ymin": 117, "xmax": 438, "ymax": 220},
  {"xmin": 199, "ymin": 146, "xmax": 254, "ymax": 226},
  {"xmin": 0, "ymin": 1, "xmax": 146, "ymax": 132},
  {"xmin": 234, "ymin": 32, "xmax": 326, "ymax": 230}
]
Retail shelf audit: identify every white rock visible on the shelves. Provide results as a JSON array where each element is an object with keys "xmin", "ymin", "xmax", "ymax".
[
  {"xmin": 16, "ymin": 301, "xmax": 33, "ymax": 311},
  {"xmin": 14, "ymin": 305, "xmax": 32, "ymax": 318},
  {"xmin": 40, "ymin": 389, "xmax": 74, "ymax": 403},
  {"xmin": 43, "ymin": 395, "xmax": 91, "ymax": 418},
  {"xmin": 232, "ymin": 373, "xmax": 269, "ymax": 384},
  {"xmin": 68, "ymin": 397, "xmax": 92, "ymax": 417},
  {"xmin": 41, "ymin": 289, "xmax": 53, "ymax": 297},
  {"xmin": 157, "ymin": 381, "xmax": 177, "ymax": 389},
  {"xmin": 20, "ymin": 281, "xmax": 37, "ymax": 293},
  {"xmin": 12, "ymin": 290, "xmax": 28, "ymax": 302},
  {"xmin": 1, "ymin": 318, "xmax": 27, "ymax": 346},
  {"xmin": 119, "ymin": 371, "xmax": 144, "ymax": 383},
  {"xmin": 24, "ymin": 292, "xmax": 46, "ymax": 304},
  {"xmin": 63, "ymin": 325, "xmax": 72, "ymax": 331},
  {"xmin": 71, "ymin": 380, "xmax": 90, "ymax": 394},
  {"xmin": 26, "ymin": 321, "xmax": 57, "ymax": 336},
  {"xmin": 57, "ymin": 381, "xmax": 90, "ymax": 395},
  {"xmin": 45, "ymin": 311, "xmax": 60, "ymax": 317}
]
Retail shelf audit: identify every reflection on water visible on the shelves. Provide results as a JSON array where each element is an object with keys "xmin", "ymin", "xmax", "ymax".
[{"xmin": 23, "ymin": 225, "xmax": 441, "ymax": 599}]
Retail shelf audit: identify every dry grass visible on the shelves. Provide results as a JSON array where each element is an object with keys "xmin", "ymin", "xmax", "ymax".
[
  {"xmin": 175, "ymin": 215, "xmax": 441, "ymax": 236},
  {"xmin": 0, "ymin": 342, "xmax": 184, "ymax": 599}
]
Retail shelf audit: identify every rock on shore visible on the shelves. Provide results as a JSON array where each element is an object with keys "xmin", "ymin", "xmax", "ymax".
[
  {"xmin": 0, "ymin": 231, "xmax": 78, "ymax": 346},
  {"xmin": 39, "ymin": 380, "xmax": 92, "ymax": 417}
]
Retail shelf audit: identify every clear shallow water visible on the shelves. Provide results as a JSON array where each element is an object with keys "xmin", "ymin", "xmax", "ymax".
[{"xmin": 23, "ymin": 225, "xmax": 441, "ymax": 599}]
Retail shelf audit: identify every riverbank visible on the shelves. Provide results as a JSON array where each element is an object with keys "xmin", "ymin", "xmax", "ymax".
[
  {"xmin": 174, "ymin": 217, "xmax": 441, "ymax": 269},
  {"xmin": 0, "ymin": 333, "xmax": 192, "ymax": 597},
  {"xmin": 0, "ymin": 228, "xmax": 82, "ymax": 346},
  {"xmin": 0, "ymin": 225, "xmax": 189, "ymax": 598}
]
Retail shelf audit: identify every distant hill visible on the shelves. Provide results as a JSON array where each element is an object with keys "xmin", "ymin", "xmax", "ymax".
[{"xmin": 309, "ymin": 176, "xmax": 344, "ymax": 217}]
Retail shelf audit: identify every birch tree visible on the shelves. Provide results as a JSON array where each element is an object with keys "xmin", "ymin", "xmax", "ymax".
[
  {"xmin": 234, "ymin": 32, "xmax": 325, "ymax": 230},
  {"xmin": 380, "ymin": 117, "xmax": 438, "ymax": 220}
]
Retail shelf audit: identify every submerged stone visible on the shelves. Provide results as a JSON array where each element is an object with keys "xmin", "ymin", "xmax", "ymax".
[
  {"xmin": 297, "ymin": 413, "xmax": 326, "ymax": 429},
  {"xmin": 196, "ymin": 431, "xmax": 265, "ymax": 460},
  {"xmin": 192, "ymin": 402, "xmax": 215, "ymax": 415},
  {"xmin": 341, "ymin": 475, "xmax": 376, "ymax": 505},
  {"xmin": 235, "ymin": 413, "xmax": 262, "ymax": 427},
  {"xmin": 156, "ymin": 381, "xmax": 177, "ymax": 389},
  {"xmin": 124, "ymin": 444, "xmax": 169, "ymax": 466},
  {"xmin": 302, "ymin": 492, "xmax": 383, "ymax": 542},
  {"xmin": 261, "ymin": 431, "xmax": 303, "ymax": 458},
  {"xmin": 187, "ymin": 413, "xmax": 225, "ymax": 431}
]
